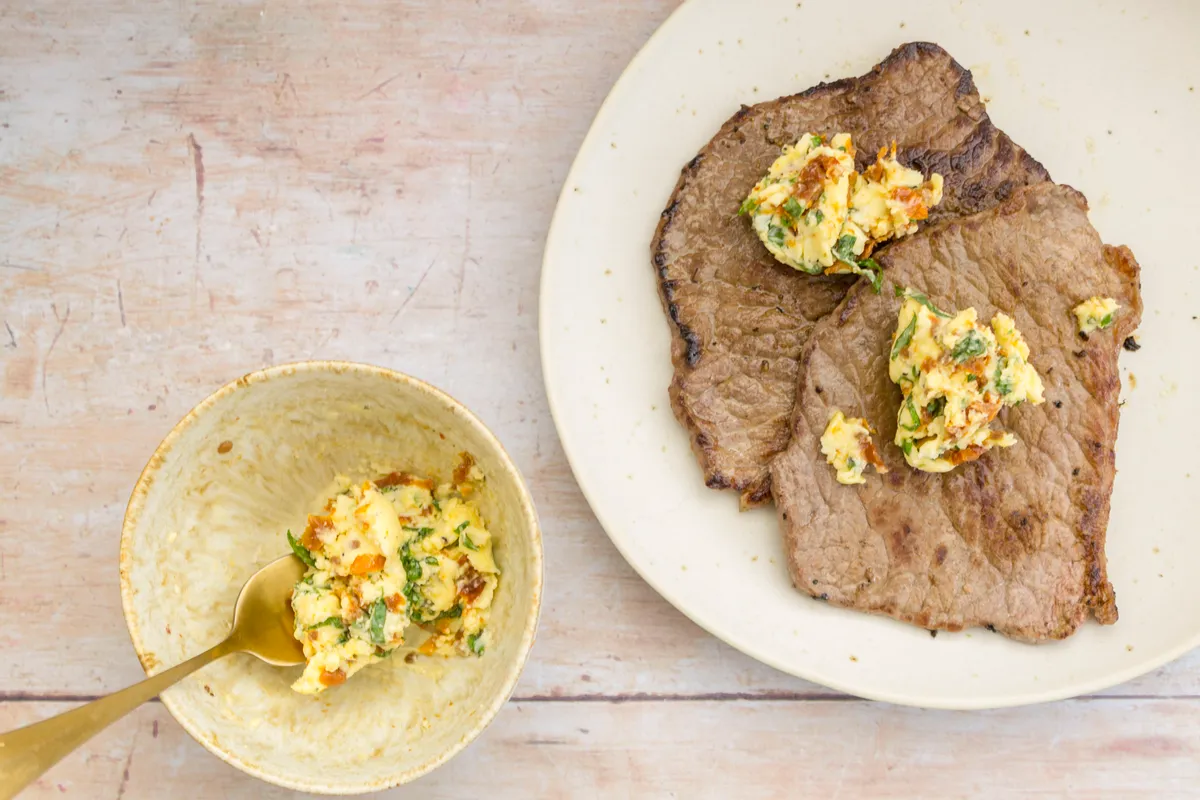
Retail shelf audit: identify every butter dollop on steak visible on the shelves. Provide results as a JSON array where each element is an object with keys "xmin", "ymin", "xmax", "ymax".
[{"xmin": 770, "ymin": 183, "xmax": 1142, "ymax": 642}]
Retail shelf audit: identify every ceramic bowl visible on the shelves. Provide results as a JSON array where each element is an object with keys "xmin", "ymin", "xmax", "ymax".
[{"xmin": 119, "ymin": 362, "xmax": 542, "ymax": 793}]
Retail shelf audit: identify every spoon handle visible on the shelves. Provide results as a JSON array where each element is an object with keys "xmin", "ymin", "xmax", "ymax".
[{"xmin": 0, "ymin": 636, "xmax": 239, "ymax": 799}]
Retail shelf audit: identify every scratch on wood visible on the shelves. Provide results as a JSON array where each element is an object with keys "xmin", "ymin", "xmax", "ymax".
[
  {"xmin": 186, "ymin": 133, "xmax": 205, "ymax": 211},
  {"xmin": 186, "ymin": 133, "xmax": 205, "ymax": 300},
  {"xmin": 457, "ymin": 218, "xmax": 470, "ymax": 305},
  {"xmin": 42, "ymin": 303, "xmax": 71, "ymax": 414},
  {"xmin": 117, "ymin": 280, "xmax": 127, "ymax": 327},
  {"xmin": 358, "ymin": 70, "xmax": 405, "ymax": 100},
  {"xmin": 115, "ymin": 720, "xmax": 139, "ymax": 800},
  {"xmin": 1, "ymin": 261, "xmax": 40, "ymax": 272},
  {"xmin": 389, "ymin": 257, "xmax": 437, "ymax": 323},
  {"xmin": 3, "ymin": 321, "xmax": 15, "ymax": 348}
]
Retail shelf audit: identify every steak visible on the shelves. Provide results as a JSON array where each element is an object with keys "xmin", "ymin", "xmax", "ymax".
[
  {"xmin": 770, "ymin": 183, "xmax": 1142, "ymax": 641},
  {"xmin": 651, "ymin": 42, "xmax": 1051, "ymax": 508}
]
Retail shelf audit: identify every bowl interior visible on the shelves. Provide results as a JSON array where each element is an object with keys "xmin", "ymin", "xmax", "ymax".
[{"xmin": 120, "ymin": 363, "xmax": 541, "ymax": 793}]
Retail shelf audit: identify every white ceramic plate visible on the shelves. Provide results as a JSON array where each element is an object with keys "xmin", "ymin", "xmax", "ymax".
[{"xmin": 540, "ymin": 0, "xmax": 1200, "ymax": 708}]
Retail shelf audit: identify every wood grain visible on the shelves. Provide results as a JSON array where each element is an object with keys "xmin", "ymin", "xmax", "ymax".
[
  {"xmin": 5, "ymin": 699, "xmax": 1200, "ymax": 799},
  {"xmin": 0, "ymin": 0, "xmax": 1196, "ymax": 796}
]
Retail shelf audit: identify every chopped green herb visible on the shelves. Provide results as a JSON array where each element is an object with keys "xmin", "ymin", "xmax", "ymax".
[
  {"xmin": 767, "ymin": 224, "xmax": 787, "ymax": 247},
  {"xmin": 900, "ymin": 397, "xmax": 922, "ymax": 431},
  {"xmin": 431, "ymin": 497, "xmax": 441, "ymax": 513},
  {"xmin": 455, "ymin": 521, "xmax": 470, "ymax": 534},
  {"xmin": 466, "ymin": 633, "xmax": 485, "ymax": 656},
  {"xmin": 837, "ymin": 145, "xmax": 847, "ymax": 152},
  {"xmin": 891, "ymin": 314, "xmax": 917, "ymax": 360},
  {"xmin": 286, "ymin": 530, "xmax": 317, "ymax": 569},
  {"xmin": 425, "ymin": 556, "xmax": 439, "ymax": 565},
  {"xmin": 810, "ymin": 134, "xmax": 823, "ymax": 148},
  {"xmin": 858, "ymin": 258, "xmax": 883, "ymax": 294},
  {"xmin": 901, "ymin": 439, "xmax": 914, "ymax": 457},
  {"xmin": 926, "ymin": 397, "xmax": 946, "ymax": 418},
  {"xmin": 950, "ymin": 330, "xmax": 987, "ymax": 362},
  {"xmin": 306, "ymin": 616, "xmax": 345, "ymax": 631},
  {"xmin": 994, "ymin": 361, "xmax": 1014, "ymax": 395},
  {"xmin": 832, "ymin": 234, "xmax": 858, "ymax": 265},
  {"xmin": 783, "ymin": 197, "xmax": 805, "ymax": 220},
  {"xmin": 808, "ymin": 208, "xmax": 825, "ymax": 225},
  {"xmin": 967, "ymin": 373, "xmax": 979, "ymax": 383},
  {"xmin": 1098, "ymin": 313, "xmax": 1114, "ymax": 329},
  {"xmin": 846, "ymin": 457, "xmax": 857, "ymax": 471},
  {"xmin": 903, "ymin": 289, "xmax": 952, "ymax": 318},
  {"xmin": 400, "ymin": 545, "xmax": 424, "ymax": 582},
  {"xmin": 461, "ymin": 532, "xmax": 478, "ymax": 551},
  {"xmin": 404, "ymin": 580, "xmax": 424, "ymax": 621},
  {"xmin": 738, "ymin": 196, "xmax": 759, "ymax": 216},
  {"xmin": 403, "ymin": 525, "xmax": 435, "ymax": 539},
  {"xmin": 439, "ymin": 604, "xmax": 463, "ymax": 620},
  {"xmin": 369, "ymin": 599, "xmax": 387, "ymax": 646}
]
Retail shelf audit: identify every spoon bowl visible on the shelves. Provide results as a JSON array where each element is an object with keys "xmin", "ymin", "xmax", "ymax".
[{"xmin": 228, "ymin": 554, "xmax": 307, "ymax": 667}]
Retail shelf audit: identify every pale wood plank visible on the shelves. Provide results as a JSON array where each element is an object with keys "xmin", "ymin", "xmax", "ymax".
[
  {"xmin": 5, "ymin": 698, "xmax": 1200, "ymax": 798},
  {"xmin": 0, "ymin": 0, "xmax": 1193, "ymax": 706}
]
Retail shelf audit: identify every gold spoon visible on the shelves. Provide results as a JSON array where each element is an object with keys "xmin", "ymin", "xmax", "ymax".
[{"xmin": 0, "ymin": 554, "xmax": 306, "ymax": 799}]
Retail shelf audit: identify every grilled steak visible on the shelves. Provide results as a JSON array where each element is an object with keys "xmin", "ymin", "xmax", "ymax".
[
  {"xmin": 770, "ymin": 183, "xmax": 1142, "ymax": 641},
  {"xmin": 652, "ymin": 42, "xmax": 1051, "ymax": 508}
]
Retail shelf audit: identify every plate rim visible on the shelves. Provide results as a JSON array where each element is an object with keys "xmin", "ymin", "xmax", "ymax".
[{"xmin": 538, "ymin": 0, "xmax": 1196, "ymax": 709}]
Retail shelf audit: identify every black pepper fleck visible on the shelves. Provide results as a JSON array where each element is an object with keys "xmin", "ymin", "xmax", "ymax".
[
  {"xmin": 1122, "ymin": 336, "xmax": 1141, "ymax": 352},
  {"xmin": 1053, "ymin": 400, "xmax": 1063, "ymax": 409}
]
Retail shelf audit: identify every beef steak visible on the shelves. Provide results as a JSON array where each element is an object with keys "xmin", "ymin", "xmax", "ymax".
[
  {"xmin": 651, "ymin": 42, "xmax": 1050, "ymax": 508},
  {"xmin": 770, "ymin": 183, "xmax": 1142, "ymax": 642}
]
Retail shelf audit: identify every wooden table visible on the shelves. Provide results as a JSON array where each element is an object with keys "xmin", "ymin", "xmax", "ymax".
[{"xmin": 2, "ymin": 1, "xmax": 1198, "ymax": 796}]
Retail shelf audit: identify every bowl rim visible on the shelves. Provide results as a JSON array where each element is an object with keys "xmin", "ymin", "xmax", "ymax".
[{"xmin": 118, "ymin": 360, "xmax": 544, "ymax": 794}]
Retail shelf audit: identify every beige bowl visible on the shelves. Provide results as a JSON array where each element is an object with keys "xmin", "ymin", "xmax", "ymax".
[{"xmin": 119, "ymin": 362, "xmax": 542, "ymax": 793}]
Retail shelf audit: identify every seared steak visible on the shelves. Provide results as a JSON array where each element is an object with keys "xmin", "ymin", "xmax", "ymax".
[
  {"xmin": 770, "ymin": 183, "xmax": 1142, "ymax": 641},
  {"xmin": 652, "ymin": 42, "xmax": 1050, "ymax": 508}
]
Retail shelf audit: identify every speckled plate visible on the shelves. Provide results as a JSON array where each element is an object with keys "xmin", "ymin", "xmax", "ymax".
[{"xmin": 540, "ymin": 0, "xmax": 1199, "ymax": 708}]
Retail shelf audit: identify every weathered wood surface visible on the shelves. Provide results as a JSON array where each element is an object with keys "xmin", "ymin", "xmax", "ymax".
[
  {"xmin": 1, "ymin": 1, "xmax": 1197, "ymax": 796},
  {"xmin": 4, "ymin": 699, "xmax": 1200, "ymax": 798}
]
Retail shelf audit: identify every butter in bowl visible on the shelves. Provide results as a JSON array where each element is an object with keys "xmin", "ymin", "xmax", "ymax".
[{"xmin": 119, "ymin": 362, "xmax": 543, "ymax": 794}]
